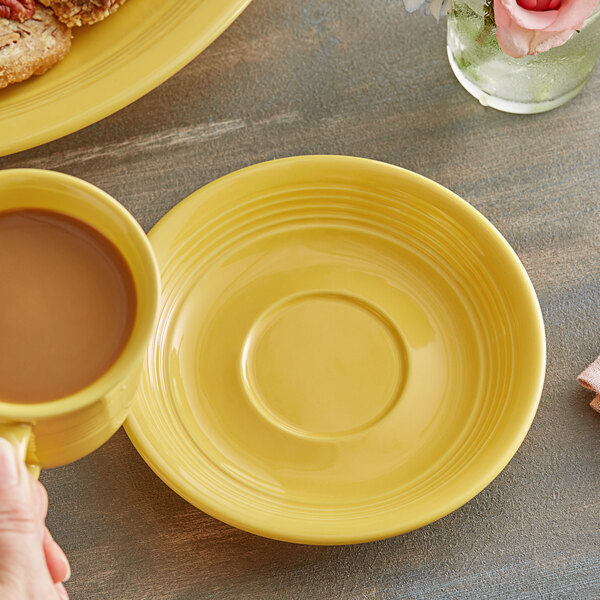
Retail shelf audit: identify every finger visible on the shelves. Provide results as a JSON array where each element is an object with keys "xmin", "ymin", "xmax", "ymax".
[
  {"xmin": 56, "ymin": 582, "xmax": 70, "ymax": 600},
  {"xmin": 39, "ymin": 482, "xmax": 70, "ymax": 583},
  {"xmin": 43, "ymin": 528, "xmax": 71, "ymax": 584},
  {"xmin": 36, "ymin": 480, "xmax": 49, "ymax": 522},
  {"xmin": 0, "ymin": 438, "xmax": 40, "ymax": 536},
  {"xmin": 0, "ymin": 439, "xmax": 46, "ymax": 579}
]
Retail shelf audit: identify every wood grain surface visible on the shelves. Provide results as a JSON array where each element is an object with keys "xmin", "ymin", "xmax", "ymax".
[{"xmin": 1, "ymin": 0, "xmax": 600, "ymax": 598}]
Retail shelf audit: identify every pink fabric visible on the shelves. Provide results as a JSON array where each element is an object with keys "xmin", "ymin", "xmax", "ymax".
[{"xmin": 577, "ymin": 355, "xmax": 600, "ymax": 413}]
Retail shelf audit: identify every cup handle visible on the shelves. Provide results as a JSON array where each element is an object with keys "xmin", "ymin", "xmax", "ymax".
[{"xmin": 0, "ymin": 423, "xmax": 41, "ymax": 479}]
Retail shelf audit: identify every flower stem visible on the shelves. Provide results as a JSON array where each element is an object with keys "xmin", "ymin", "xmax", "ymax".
[{"xmin": 476, "ymin": 0, "xmax": 496, "ymax": 44}]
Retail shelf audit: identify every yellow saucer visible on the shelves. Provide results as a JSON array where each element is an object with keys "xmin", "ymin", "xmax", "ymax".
[
  {"xmin": 0, "ymin": 0, "xmax": 252, "ymax": 157},
  {"xmin": 125, "ymin": 156, "xmax": 546, "ymax": 544}
]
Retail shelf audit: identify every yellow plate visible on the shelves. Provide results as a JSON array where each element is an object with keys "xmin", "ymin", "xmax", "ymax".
[
  {"xmin": 125, "ymin": 156, "xmax": 546, "ymax": 544},
  {"xmin": 0, "ymin": 0, "xmax": 252, "ymax": 157}
]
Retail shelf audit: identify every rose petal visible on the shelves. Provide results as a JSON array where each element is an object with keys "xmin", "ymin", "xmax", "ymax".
[
  {"xmin": 530, "ymin": 27, "xmax": 575, "ymax": 51},
  {"xmin": 495, "ymin": 24, "xmax": 535, "ymax": 56},
  {"xmin": 496, "ymin": 0, "xmax": 559, "ymax": 29},
  {"xmin": 534, "ymin": 0, "xmax": 554, "ymax": 9},
  {"xmin": 543, "ymin": 0, "xmax": 598, "ymax": 31},
  {"xmin": 495, "ymin": 0, "xmax": 537, "ymax": 56}
]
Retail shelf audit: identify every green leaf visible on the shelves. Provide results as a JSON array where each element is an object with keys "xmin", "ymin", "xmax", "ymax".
[{"xmin": 483, "ymin": 0, "xmax": 495, "ymax": 28}]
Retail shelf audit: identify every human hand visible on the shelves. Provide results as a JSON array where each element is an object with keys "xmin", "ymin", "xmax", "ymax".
[{"xmin": 0, "ymin": 438, "xmax": 71, "ymax": 600}]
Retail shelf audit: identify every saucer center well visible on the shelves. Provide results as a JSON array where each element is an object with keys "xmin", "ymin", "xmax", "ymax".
[{"xmin": 242, "ymin": 292, "xmax": 406, "ymax": 438}]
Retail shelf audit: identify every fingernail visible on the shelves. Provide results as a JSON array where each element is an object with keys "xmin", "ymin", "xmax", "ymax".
[
  {"xmin": 0, "ymin": 438, "xmax": 19, "ymax": 487},
  {"xmin": 56, "ymin": 582, "xmax": 70, "ymax": 600},
  {"xmin": 59, "ymin": 547, "xmax": 72, "ymax": 582},
  {"xmin": 49, "ymin": 534, "xmax": 72, "ymax": 582}
]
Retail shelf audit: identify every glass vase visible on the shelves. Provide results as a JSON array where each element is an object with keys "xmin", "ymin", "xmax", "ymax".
[{"xmin": 447, "ymin": 0, "xmax": 600, "ymax": 113}]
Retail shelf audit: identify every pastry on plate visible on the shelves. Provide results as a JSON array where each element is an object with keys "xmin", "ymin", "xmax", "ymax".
[
  {"xmin": 38, "ymin": 0, "xmax": 127, "ymax": 26},
  {"xmin": 0, "ymin": 0, "xmax": 35, "ymax": 21},
  {"xmin": 0, "ymin": 4, "xmax": 72, "ymax": 88}
]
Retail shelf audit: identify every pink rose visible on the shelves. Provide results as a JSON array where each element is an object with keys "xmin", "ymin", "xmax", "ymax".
[{"xmin": 494, "ymin": 0, "xmax": 599, "ymax": 57}]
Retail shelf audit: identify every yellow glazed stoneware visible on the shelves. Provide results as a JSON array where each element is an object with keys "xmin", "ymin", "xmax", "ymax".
[
  {"xmin": 0, "ymin": 0, "xmax": 253, "ymax": 157},
  {"xmin": 0, "ymin": 169, "xmax": 160, "ymax": 472},
  {"xmin": 125, "ymin": 156, "xmax": 546, "ymax": 544}
]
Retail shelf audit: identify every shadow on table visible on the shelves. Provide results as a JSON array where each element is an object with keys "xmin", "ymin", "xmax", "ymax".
[{"xmin": 47, "ymin": 427, "xmax": 421, "ymax": 599}]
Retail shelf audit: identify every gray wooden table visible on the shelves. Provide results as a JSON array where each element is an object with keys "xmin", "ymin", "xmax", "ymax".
[{"xmin": 2, "ymin": 0, "xmax": 599, "ymax": 598}]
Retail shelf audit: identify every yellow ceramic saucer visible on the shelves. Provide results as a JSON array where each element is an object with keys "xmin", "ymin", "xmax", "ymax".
[
  {"xmin": 0, "ymin": 0, "xmax": 252, "ymax": 157},
  {"xmin": 125, "ymin": 156, "xmax": 546, "ymax": 544}
]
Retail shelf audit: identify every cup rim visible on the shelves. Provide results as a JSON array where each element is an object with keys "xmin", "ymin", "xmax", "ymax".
[{"xmin": 0, "ymin": 168, "xmax": 160, "ymax": 419}]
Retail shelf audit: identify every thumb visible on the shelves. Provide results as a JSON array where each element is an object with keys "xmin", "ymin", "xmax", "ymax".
[{"xmin": 0, "ymin": 438, "xmax": 46, "ymax": 585}]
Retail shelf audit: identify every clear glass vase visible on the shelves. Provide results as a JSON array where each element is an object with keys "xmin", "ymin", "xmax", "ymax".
[{"xmin": 447, "ymin": 0, "xmax": 600, "ymax": 113}]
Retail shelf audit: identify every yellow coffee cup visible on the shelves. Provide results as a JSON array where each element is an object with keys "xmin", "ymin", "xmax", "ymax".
[{"xmin": 0, "ymin": 169, "xmax": 160, "ymax": 475}]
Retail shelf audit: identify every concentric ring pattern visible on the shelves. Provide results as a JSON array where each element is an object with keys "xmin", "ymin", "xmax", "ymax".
[
  {"xmin": 125, "ymin": 156, "xmax": 546, "ymax": 544},
  {"xmin": 0, "ymin": 0, "xmax": 253, "ymax": 157}
]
